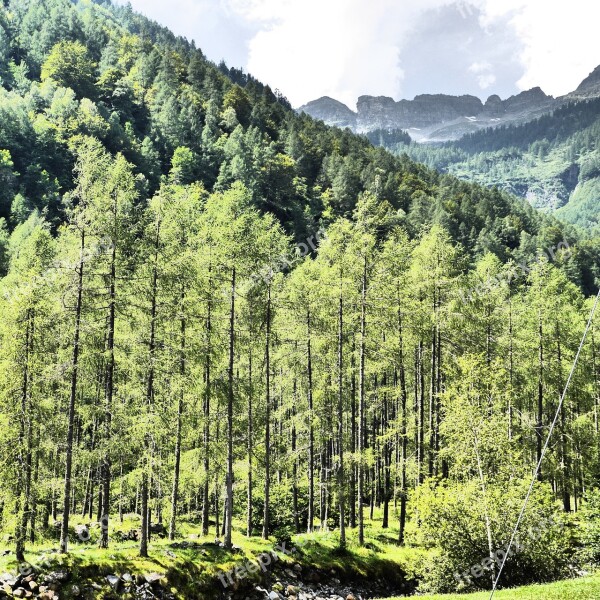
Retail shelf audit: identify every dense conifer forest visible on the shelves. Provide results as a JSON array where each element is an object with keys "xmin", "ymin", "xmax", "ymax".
[
  {"xmin": 2, "ymin": 1, "xmax": 600, "ymax": 597},
  {"xmin": 390, "ymin": 99, "xmax": 600, "ymax": 231}
]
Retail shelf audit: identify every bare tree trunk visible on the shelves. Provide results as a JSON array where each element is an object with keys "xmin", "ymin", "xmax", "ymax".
[
  {"xmin": 398, "ymin": 309, "xmax": 408, "ymax": 544},
  {"xmin": 16, "ymin": 310, "xmax": 33, "ymax": 562},
  {"xmin": 350, "ymin": 343, "xmax": 357, "ymax": 529},
  {"xmin": 358, "ymin": 257, "xmax": 367, "ymax": 546},
  {"xmin": 225, "ymin": 268, "xmax": 236, "ymax": 548},
  {"xmin": 60, "ymin": 229, "xmax": 85, "ymax": 554},
  {"xmin": 169, "ymin": 292, "xmax": 186, "ymax": 540},
  {"xmin": 100, "ymin": 240, "xmax": 117, "ymax": 549},
  {"xmin": 337, "ymin": 289, "xmax": 346, "ymax": 546},
  {"xmin": 262, "ymin": 283, "xmax": 272, "ymax": 540},
  {"xmin": 202, "ymin": 274, "xmax": 212, "ymax": 536},
  {"xmin": 140, "ymin": 473, "xmax": 149, "ymax": 557},
  {"xmin": 247, "ymin": 351, "xmax": 253, "ymax": 537},
  {"xmin": 140, "ymin": 221, "xmax": 160, "ymax": 556},
  {"xmin": 537, "ymin": 314, "xmax": 544, "ymax": 481},
  {"xmin": 292, "ymin": 375, "xmax": 299, "ymax": 534},
  {"xmin": 307, "ymin": 310, "xmax": 315, "ymax": 534},
  {"xmin": 556, "ymin": 324, "xmax": 571, "ymax": 511}
]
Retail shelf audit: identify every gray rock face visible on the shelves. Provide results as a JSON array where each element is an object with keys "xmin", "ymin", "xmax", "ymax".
[
  {"xmin": 297, "ymin": 66, "xmax": 600, "ymax": 142},
  {"xmin": 356, "ymin": 93, "xmax": 484, "ymax": 131},
  {"xmin": 297, "ymin": 97, "xmax": 357, "ymax": 130},
  {"xmin": 564, "ymin": 65, "xmax": 600, "ymax": 100}
]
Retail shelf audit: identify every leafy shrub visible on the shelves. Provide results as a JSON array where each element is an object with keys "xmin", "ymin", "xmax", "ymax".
[
  {"xmin": 407, "ymin": 479, "xmax": 571, "ymax": 593},
  {"xmin": 579, "ymin": 489, "xmax": 600, "ymax": 563},
  {"xmin": 247, "ymin": 483, "xmax": 308, "ymax": 535}
]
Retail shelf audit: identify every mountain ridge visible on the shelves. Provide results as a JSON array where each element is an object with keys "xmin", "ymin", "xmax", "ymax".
[{"xmin": 298, "ymin": 68, "xmax": 598, "ymax": 142}]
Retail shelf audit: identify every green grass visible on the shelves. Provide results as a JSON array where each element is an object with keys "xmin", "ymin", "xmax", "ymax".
[
  {"xmin": 386, "ymin": 572, "xmax": 600, "ymax": 600},
  {"xmin": 0, "ymin": 513, "xmax": 418, "ymax": 599}
]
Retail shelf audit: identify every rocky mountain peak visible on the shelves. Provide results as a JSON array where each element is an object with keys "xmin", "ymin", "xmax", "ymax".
[
  {"xmin": 297, "ymin": 67, "xmax": 600, "ymax": 142},
  {"xmin": 297, "ymin": 96, "xmax": 357, "ymax": 129},
  {"xmin": 572, "ymin": 65, "xmax": 600, "ymax": 96}
]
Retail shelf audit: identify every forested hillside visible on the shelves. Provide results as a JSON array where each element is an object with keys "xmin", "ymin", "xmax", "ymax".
[
  {"xmin": 3, "ymin": 1, "xmax": 600, "ymax": 597},
  {"xmin": 391, "ymin": 99, "xmax": 600, "ymax": 231}
]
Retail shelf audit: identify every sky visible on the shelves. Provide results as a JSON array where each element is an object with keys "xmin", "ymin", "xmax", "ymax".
[{"xmin": 118, "ymin": 0, "xmax": 600, "ymax": 109}]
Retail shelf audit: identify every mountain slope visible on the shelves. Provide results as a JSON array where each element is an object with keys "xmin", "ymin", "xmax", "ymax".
[
  {"xmin": 391, "ymin": 98, "xmax": 600, "ymax": 228},
  {"xmin": 0, "ymin": 0, "xmax": 588, "ymax": 281}
]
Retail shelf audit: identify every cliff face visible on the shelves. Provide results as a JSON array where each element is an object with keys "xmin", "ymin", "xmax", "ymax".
[
  {"xmin": 565, "ymin": 65, "xmax": 600, "ymax": 100},
  {"xmin": 356, "ymin": 94, "xmax": 484, "ymax": 131},
  {"xmin": 298, "ymin": 68, "xmax": 600, "ymax": 142},
  {"xmin": 297, "ymin": 96, "xmax": 357, "ymax": 130}
]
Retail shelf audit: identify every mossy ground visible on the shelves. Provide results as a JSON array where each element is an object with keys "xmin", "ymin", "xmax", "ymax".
[{"xmin": 0, "ymin": 511, "xmax": 419, "ymax": 598}]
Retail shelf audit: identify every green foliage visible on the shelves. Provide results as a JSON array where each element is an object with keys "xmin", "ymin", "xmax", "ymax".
[
  {"xmin": 41, "ymin": 41, "xmax": 97, "ymax": 98},
  {"xmin": 579, "ymin": 489, "xmax": 600, "ymax": 564},
  {"xmin": 0, "ymin": 2, "xmax": 599, "ymax": 594},
  {"xmin": 390, "ymin": 99, "xmax": 600, "ymax": 230},
  {"xmin": 409, "ymin": 480, "xmax": 570, "ymax": 593}
]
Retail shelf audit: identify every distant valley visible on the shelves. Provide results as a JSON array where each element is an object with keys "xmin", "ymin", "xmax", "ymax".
[{"xmin": 299, "ymin": 66, "xmax": 600, "ymax": 228}]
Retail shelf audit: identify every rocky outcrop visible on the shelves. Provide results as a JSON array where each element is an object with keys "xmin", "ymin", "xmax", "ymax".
[
  {"xmin": 502, "ymin": 87, "xmax": 553, "ymax": 114},
  {"xmin": 356, "ymin": 93, "xmax": 484, "ymax": 131},
  {"xmin": 298, "ymin": 88, "xmax": 557, "ymax": 141},
  {"xmin": 564, "ymin": 65, "xmax": 600, "ymax": 100},
  {"xmin": 297, "ymin": 97, "xmax": 357, "ymax": 130},
  {"xmin": 234, "ymin": 562, "xmax": 414, "ymax": 600},
  {"xmin": 297, "ymin": 66, "xmax": 600, "ymax": 142}
]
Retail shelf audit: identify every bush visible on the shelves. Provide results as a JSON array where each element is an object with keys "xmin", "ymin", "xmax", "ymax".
[
  {"xmin": 247, "ymin": 483, "xmax": 309, "ymax": 535},
  {"xmin": 407, "ymin": 479, "xmax": 571, "ymax": 593},
  {"xmin": 579, "ymin": 489, "xmax": 600, "ymax": 563}
]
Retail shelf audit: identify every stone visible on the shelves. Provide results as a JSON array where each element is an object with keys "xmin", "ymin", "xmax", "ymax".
[
  {"xmin": 269, "ymin": 592, "xmax": 281, "ymax": 600},
  {"xmin": 105, "ymin": 575, "xmax": 121, "ymax": 590},
  {"xmin": 70, "ymin": 584, "xmax": 81, "ymax": 597},
  {"xmin": 144, "ymin": 573, "xmax": 163, "ymax": 585},
  {"xmin": 44, "ymin": 572, "xmax": 69, "ymax": 584}
]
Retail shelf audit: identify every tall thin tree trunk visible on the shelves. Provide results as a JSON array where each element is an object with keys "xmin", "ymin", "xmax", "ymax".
[
  {"xmin": 537, "ymin": 314, "xmax": 544, "ymax": 481},
  {"xmin": 398, "ymin": 308, "xmax": 408, "ymax": 544},
  {"xmin": 202, "ymin": 273, "xmax": 212, "ymax": 536},
  {"xmin": 247, "ymin": 351, "xmax": 253, "ymax": 537},
  {"xmin": 140, "ymin": 473, "xmax": 149, "ymax": 557},
  {"xmin": 337, "ymin": 288, "xmax": 346, "ymax": 546},
  {"xmin": 225, "ymin": 268, "xmax": 236, "ymax": 548},
  {"xmin": 16, "ymin": 310, "xmax": 33, "ymax": 562},
  {"xmin": 262, "ymin": 283, "xmax": 272, "ymax": 540},
  {"xmin": 140, "ymin": 220, "xmax": 160, "ymax": 557},
  {"xmin": 307, "ymin": 310, "xmax": 315, "ymax": 534},
  {"xmin": 556, "ymin": 324, "xmax": 571, "ymax": 512},
  {"xmin": 350, "ymin": 343, "xmax": 357, "ymax": 529},
  {"xmin": 100, "ymin": 239, "xmax": 117, "ymax": 549},
  {"xmin": 169, "ymin": 290, "xmax": 186, "ymax": 540},
  {"xmin": 292, "ymin": 375, "xmax": 299, "ymax": 534},
  {"xmin": 358, "ymin": 257, "xmax": 367, "ymax": 546},
  {"xmin": 60, "ymin": 229, "xmax": 85, "ymax": 554}
]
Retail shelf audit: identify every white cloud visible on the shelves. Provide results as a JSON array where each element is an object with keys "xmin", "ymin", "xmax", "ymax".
[
  {"xmin": 469, "ymin": 61, "xmax": 496, "ymax": 89},
  {"xmin": 478, "ymin": 0, "xmax": 600, "ymax": 97},
  {"xmin": 122, "ymin": 0, "xmax": 600, "ymax": 106}
]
